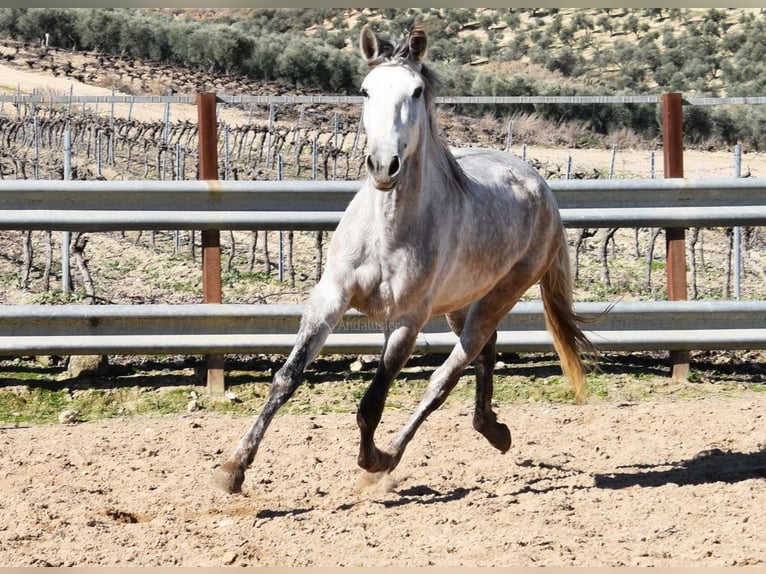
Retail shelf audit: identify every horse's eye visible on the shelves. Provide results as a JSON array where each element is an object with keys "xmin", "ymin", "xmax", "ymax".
[
  {"xmin": 412, "ymin": 86, "xmax": 423, "ymax": 99},
  {"xmin": 360, "ymin": 88, "xmax": 369, "ymax": 98}
]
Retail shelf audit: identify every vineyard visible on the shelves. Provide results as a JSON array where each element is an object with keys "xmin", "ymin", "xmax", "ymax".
[
  {"xmin": 2, "ymin": 92, "xmax": 766, "ymax": 315},
  {"xmin": 0, "ymin": 30, "xmax": 765, "ymax": 315}
]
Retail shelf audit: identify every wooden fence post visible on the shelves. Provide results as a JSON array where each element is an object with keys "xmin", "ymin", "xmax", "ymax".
[
  {"xmin": 197, "ymin": 92, "xmax": 225, "ymax": 396},
  {"xmin": 661, "ymin": 92, "xmax": 690, "ymax": 381}
]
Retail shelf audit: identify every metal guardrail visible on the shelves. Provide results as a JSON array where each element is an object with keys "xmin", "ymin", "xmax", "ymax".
[
  {"xmin": 2, "ymin": 177, "xmax": 766, "ymax": 360},
  {"xmin": 4, "ymin": 94, "xmax": 766, "ymax": 106},
  {"xmin": 3, "ymin": 300, "xmax": 766, "ymax": 357},
  {"xmin": 1, "ymin": 177, "xmax": 766, "ymax": 230}
]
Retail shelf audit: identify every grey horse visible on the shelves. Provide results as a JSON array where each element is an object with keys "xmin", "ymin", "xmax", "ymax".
[{"xmin": 212, "ymin": 24, "xmax": 593, "ymax": 494}]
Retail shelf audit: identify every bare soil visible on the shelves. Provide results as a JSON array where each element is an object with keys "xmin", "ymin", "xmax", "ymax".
[{"xmin": 1, "ymin": 391, "xmax": 765, "ymax": 567}]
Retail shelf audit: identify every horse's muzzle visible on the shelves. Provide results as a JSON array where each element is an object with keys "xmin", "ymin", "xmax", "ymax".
[{"xmin": 366, "ymin": 153, "xmax": 401, "ymax": 191}]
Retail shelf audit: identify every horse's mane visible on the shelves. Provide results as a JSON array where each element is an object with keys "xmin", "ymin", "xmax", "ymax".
[{"xmin": 379, "ymin": 25, "xmax": 468, "ymax": 193}]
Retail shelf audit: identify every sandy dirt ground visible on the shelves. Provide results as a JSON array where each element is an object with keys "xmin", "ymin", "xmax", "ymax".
[
  {"xmin": 0, "ymin": 62, "xmax": 250, "ymax": 126},
  {"xmin": 1, "ymin": 393, "xmax": 765, "ymax": 567}
]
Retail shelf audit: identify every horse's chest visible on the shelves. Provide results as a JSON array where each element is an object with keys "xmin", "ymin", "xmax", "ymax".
[{"xmin": 351, "ymin": 253, "xmax": 426, "ymax": 319}]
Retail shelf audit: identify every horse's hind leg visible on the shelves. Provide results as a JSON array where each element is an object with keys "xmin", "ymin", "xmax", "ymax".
[
  {"xmin": 447, "ymin": 311, "xmax": 510, "ymax": 452},
  {"xmin": 380, "ymin": 338, "xmax": 478, "ymax": 472},
  {"xmin": 472, "ymin": 330, "xmax": 511, "ymax": 452},
  {"xmin": 381, "ymin": 278, "xmax": 542, "ymax": 473},
  {"xmin": 378, "ymin": 308, "xmax": 505, "ymax": 472}
]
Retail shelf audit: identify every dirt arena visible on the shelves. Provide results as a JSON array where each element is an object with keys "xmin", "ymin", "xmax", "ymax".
[{"xmin": 1, "ymin": 392, "xmax": 765, "ymax": 566}]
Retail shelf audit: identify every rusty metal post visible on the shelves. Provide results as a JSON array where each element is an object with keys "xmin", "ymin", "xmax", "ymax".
[
  {"xmin": 661, "ymin": 92, "xmax": 690, "ymax": 381},
  {"xmin": 197, "ymin": 92, "xmax": 225, "ymax": 395}
]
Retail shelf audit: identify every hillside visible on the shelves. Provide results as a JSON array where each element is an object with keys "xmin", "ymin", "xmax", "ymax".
[
  {"xmin": 142, "ymin": 7, "xmax": 766, "ymax": 96},
  {"xmin": 3, "ymin": 8, "xmax": 766, "ymax": 147}
]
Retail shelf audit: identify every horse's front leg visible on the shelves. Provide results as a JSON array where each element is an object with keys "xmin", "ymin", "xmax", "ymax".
[
  {"xmin": 211, "ymin": 283, "xmax": 348, "ymax": 494},
  {"xmin": 357, "ymin": 315, "xmax": 425, "ymax": 473}
]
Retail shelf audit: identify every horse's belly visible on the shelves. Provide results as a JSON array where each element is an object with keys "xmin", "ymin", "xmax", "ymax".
[
  {"xmin": 349, "ymin": 282, "xmax": 394, "ymax": 320},
  {"xmin": 429, "ymin": 270, "xmax": 500, "ymax": 316}
]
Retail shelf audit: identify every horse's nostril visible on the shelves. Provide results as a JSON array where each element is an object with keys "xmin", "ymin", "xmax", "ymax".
[
  {"xmin": 389, "ymin": 156, "xmax": 400, "ymax": 177},
  {"xmin": 366, "ymin": 155, "xmax": 375, "ymax": 172}
]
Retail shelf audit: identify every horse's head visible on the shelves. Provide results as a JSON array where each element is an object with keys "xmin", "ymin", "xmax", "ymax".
[{"xmin": 359, "ymin": 24, "xmax": 429, "ymax": 191}]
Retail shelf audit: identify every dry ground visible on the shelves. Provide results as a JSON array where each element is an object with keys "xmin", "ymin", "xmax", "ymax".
[{"xmin": 1, "ymin": 392, "xmax": 765, "ymax": 566}]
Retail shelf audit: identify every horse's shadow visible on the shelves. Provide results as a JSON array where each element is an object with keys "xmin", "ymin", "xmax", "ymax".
[
  {"xmin": 333, "ymin": 484, "xmax": 475, "ymax": 512},
  {"xmin": 380, "ymin": 484, "xmax": 474, "ymax": 508},
  {"xmin": 250, "ymin": 450, "xmax": 765, "ymax": 519},
  {"xmin": 594, "ymin": 447, "xmax": 766, "ymax": 489}
]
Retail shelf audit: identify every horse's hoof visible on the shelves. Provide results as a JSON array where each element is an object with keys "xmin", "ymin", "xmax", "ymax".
[
  {"xmin": 482, "ymin": 422, "xmax": 512, "ymax": 453},
  {"xmin": 358, "ymin": 447, "xmax": 395, "ymax": 473},
  {"xmin": 211, "ymin": 461, "xmax": 245, "ymax": 494}
]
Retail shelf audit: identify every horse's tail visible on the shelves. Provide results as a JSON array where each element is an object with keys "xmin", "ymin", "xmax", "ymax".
[{"xmin": 539, "ymin": 227, "xmax": 596, "ymax": 404}]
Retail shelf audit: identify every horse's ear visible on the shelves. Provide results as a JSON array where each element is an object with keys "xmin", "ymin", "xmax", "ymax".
[
  {"xmin": 408, "ymin": 25, "xmax": 427, "ymax": 63},
  {"xmin": 360, "ymin": 24, "xmax": 393, "ymax": 65},
  {"xmin": 360, "ymin": 25, "xmax": 378, "ymax": 61}
]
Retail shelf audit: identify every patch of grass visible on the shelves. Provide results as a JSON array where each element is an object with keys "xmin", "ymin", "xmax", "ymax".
[
  {"xmin": 470, "ymin": 373, "xmax": 579, "ymax": 404},
  {"xmin": 130, "ymin": 388, "xmax": 194, "ymax": 415},
  {"xmin": 577, "ymin": 134, "xmax": 602, "ymax": 148},
  {"xmin": 0, "ymin": 385, "xmax": 200, "ymax": 425},
  {"xmin": 0, "ymin": 272, "xmax": 18, "ymax": 288},
  {"xmin": 29, "ymin": 291, "xmax": 85, "ymax": 305},
  {"xmin": 102, "ymin": 257, "xmax": 138, "ymax": 280},
  {"xmin": 1, "ymin": 351, "xmax": 764, "ymax": 425},
  {"xmin": 0, "ymin": 387, "xmax": 71, "ymax": 425},
  {"xmin": 223, "ymin": 269, "xmax": 276, "ymax": 286},
  {"xmin": 70, "ymin": 388, "xmax": 128, "ymax": 419},
  {"xmin": 158, "ymin": 279, "xmax": 199, "ymax": 293}
]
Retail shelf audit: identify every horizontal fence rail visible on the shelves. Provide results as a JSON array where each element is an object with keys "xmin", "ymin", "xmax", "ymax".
[
  {"xmin": 2, "ymin": 177, "xmax": 766, "ymax": 367},
  {"xmin": 4, "ymin": 94, "xmax": 766, "ymax": 106},
  {"xmin": 3, "ymin": 301, "xmax": 766, "ymax": 357},
  {"xmin": 1, "ymin": 177, "xmax": 766, "ymax": 231}
]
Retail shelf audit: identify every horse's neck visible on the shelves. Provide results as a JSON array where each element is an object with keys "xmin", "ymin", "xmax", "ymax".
[{"xmin": 372, "ymin": 137, "xmax": 455, "ymax": 235}]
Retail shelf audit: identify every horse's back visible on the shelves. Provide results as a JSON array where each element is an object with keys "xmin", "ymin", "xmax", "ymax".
[
  {"xmin": 451, "ymin": 146, "xmax": 557, "ymax": 221},
  {"xmin": 451, "ymin": 147, "xmax": 549, "ymax": 192}
]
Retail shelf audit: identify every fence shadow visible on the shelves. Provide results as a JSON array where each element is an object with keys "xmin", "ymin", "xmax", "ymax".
[
  {"xmin": 594, "ymin": 447, "xmax": 766, "ymax": 489},
  {"xmin": 1, "ymin": 350, "xmax": 765, "ymax": 390}
]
